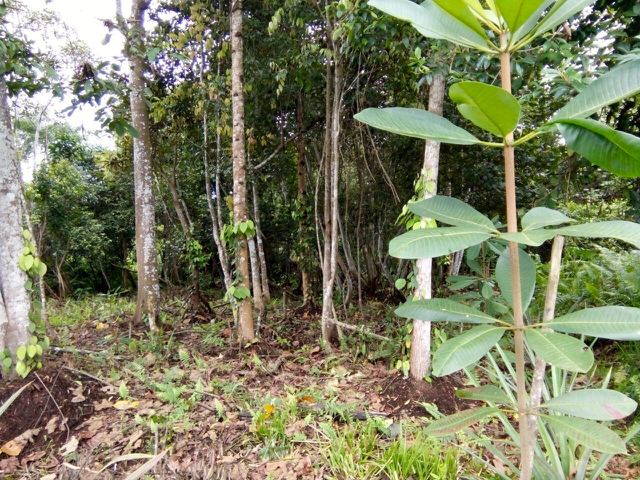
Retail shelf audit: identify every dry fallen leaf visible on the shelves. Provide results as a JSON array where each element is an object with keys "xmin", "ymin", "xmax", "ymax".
[
  {"xmin": 112, "ymin": 399, "xmax": 139, "ymax": 410},
  {"xmin": 0, "ymin": 428, "xmax": 40, "ymax": 456},
  {"xmin": 59, "ymin": 436, "xmax": 78, "ymax": 456},
  {"xmin": 45, "ymin": 417, "xmax": 59, "ymax": 434},
  {"xmin": 1, "ymin": 440, "xmax": 23, "ymax": 456},
  {"xmin": 95, "ymin": 322, "xmax": 107, "ymax": 330},
  {"xmin": 70, "ymin": 385, "xmax": 86, "ymax": 403},
  {"xmin": 39, "ymin": 473, "xmax": 56, "ymax": 480}
]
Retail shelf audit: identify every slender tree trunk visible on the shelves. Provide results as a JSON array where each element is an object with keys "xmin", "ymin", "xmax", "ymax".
[
  {"xmin": 321, "ymin": 59, "xmax": 335, "ymax": 350},
  {"xmin": 123, "ymin": 0, "xmax": 159, "ymax": 331},
  {"xmin": 525, "ymin": 236, "xmax": 565, "ymax": 472},
  {"xmin": 252, "ymin": 182, "xmax": 270, "ymax": 303},
  {"xmin": 163, "ymin": 166, "xmax": 201, "ymax": 310},
  {"xmin": 247, "ymin": 235, "xmax": 264, "ymax": 315},
  {"xmin": 0, "ymin": 82, "xmax": 31, "ymax": 355},
  {"xmin": 500, "ymin": 35, "xmax": 531, "ymax": 479},
  {"xmin": 296, "ymin": 93, "xmax": 312, "ymax": 305},
  {"xmin": 230, "ymin": 0, "xmax": 254, "ymax": 342},
  {"xmin": 410, "ymin": 73, "xmax": 445, "ymax": 381},
  {"xmin": 321, "ymin": 47, "xmax": 343, "ymax": 353},
  {"xmin": 201, "ymin": 40, "xmax": 232, "ymax": 293}
]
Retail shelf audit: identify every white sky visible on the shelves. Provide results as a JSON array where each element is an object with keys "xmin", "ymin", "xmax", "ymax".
[{"xmin": 23, "ymin": 0, "xmax": 134, "ymax": 146}]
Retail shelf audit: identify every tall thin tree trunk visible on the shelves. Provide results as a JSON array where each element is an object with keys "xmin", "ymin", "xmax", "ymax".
[
  {"xmin": 296, "ymin": 93, "xmax": 312, "ymax": 305},
  {"xmin": 410, "ymin": 73, "xmax": 445, "ymax": 381},
  {"xmin": 321, "ymin": 58, "xmax": 336, "ymax": 351},
  {"xmin": 321, "ymin": 43, "xmax": 343, "ymax": 353},
  {"xmin": 247, "ymin": 236, "xmax": 264, "ymax": 316},
  {"xmin": 0, "ymin": 82, "xmax": 30, "ymax": 355},
  {"xmin": 201, "ymin": 39, "xmax": 232, "ymax": 293},
  {"xmin": 121, "ymin": 0, "xmax": 159, "ymax": 331},
  {"xmin": 231, "ymin": 0, "xmax": 254, "ymax": 342},
  {"xmin": 252, "ymin": 182, "xmax": 270, "ymax": 303},
  {"xmin": 162, "ymin": 165, "xmax": 200, "ymax": 310}
]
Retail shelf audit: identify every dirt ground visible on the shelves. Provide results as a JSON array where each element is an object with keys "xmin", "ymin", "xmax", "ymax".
[{"xmin": 1, "ymin": 300, "xmax": 638, "ymax": 479}]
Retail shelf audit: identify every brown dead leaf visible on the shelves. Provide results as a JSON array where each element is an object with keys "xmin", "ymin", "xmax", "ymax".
[
  {"xmin": 59, "ymin": 437, "xmax": 78, "ymax": 456},
  {"xmin": 39, "ymin": 474, "xmax": 56, "ymax": 480},
  {"xmin": 70, "ymin": 385, "xmax": 86, "ymax": 403},
  {"xmin": 94, "ymin": 398, "xmax": 112, "ymax": 411},
  {"xmin": 0, "ymin": 456, "xmax": 19, "ymax": 474},
  {"xmin": 45, "ymin": 417, "xmax": 59, "ymax": 434},
  {"xmin": 21, "ymin": 450, "xmax": 46, "ymax": 467}
]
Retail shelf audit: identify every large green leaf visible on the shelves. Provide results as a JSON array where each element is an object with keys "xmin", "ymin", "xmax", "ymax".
[
  {"xmin": 433, "ymin": 0, "xmax": 488, "ymax": 38},
  {"xmin": 354, "ymin": 108, "xmax": 480, "ymax": 145},
  {"xmin": 547, "ymin": 306, "xmax": 640, "ymax": 340},
  {"xmin": 554, "ymin": 59, "xmax": 640, "ymax": 121},
  {"xmin": 510, "ymin": 0, "xmax": 554, "ymax": 44},
  {"xmin": 395, "ymin": 298, "xmax": 497, "ymax": 324},
  {"xmin": 502, "ymin": 220, "xmax": 640, "ymax": 248},
  {"xmin": 521, "ymin": 207, "xmax": 574, "ymax": 231},
  {"xmin": 456, "ymin": 385, "xmax": 513, "ymax": 405},
  {"xmin": 368, "ymin": 0, "xmax": 490, "ymax": 50},
  {"xmin": 495, "ymin": 247, "xmax": 536, "ymax": 312},
  {"xmin": 449, "ymin": 82, "xmax": 521, "ymax": 137},
  {"xmin": 495, "ymin": 0, "xmax": 545, "ymax": 34},
  {"xmin": 408, "ymin": 196, "xmax": 497, "ymax": 232},
  {"xmin": 542, "ymin": 390, "xmax": 637, "ymax": 421},
  {"xmin": 540, "ymin": 415, "xmax": 626, "ymax": 454},
  {"xmin": 390, "ymin": 227, "xmax": 491, "ymax": 259},
  {"xmin": 525, "ymin": 330, "xmax": 594, "ymax": 372},
  {"xmin": 424, "ymin": 407, "xmax": 500, "ymax": 436},
  {"xmin": 557, "ymin": 119, "xmax": 640, "ymax": 178},
  {"xmin": 500, "ymin": 230, "xmax": 556, "ymax": 247},
  {"xmin": 432, "ymin": 325, "xmax": 506, "ymax": 376},
  {"xmin": 532, "ymin": 0, "xmax": 597, "ymax": 41},
  {"xmin": 555, "ymin": 221, "xmax": 640, "ymax": 249}
]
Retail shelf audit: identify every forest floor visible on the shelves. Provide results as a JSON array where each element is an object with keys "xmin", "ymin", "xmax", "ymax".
[{"xmin": 0, "ymin": 295, "xmax": 638, "ymax": 479}]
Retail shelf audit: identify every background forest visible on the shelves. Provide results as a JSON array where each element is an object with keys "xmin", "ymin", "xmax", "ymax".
[{"xmin": 0, "ymin": 0, "xmax": 640, "ymax": 479}]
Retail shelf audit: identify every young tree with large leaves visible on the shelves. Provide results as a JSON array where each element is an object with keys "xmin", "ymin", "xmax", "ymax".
[{"xmin": 358, "ymin": 1, "xmax": 640, "ymax": 478}]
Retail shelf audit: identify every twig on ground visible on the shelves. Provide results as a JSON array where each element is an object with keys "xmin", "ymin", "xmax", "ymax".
[
  {"xmin": 328, "ymin": 319, "xmax": 391, "ymax": 342},
  {"xmin": 61, "ymin": 366, "xmax": 116, "ymax": 388},
  {"xmin": 34, "ymin": 371, "xmax": 71, "ymax": 443},
  {"xmin": 51, "ymin": 346, "xmax": 127, "ymax": 360}
]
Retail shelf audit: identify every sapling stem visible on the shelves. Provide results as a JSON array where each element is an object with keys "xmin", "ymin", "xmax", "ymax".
[
  {"xmin": 500, "ymin": 33, "xmax": 532, "ymax": 480},
  {"xmin": 526, "ymin": 235, "xmax": 565, "ymax": 471}
]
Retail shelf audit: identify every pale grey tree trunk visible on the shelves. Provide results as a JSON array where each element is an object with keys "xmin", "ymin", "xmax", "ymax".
[
  {"xmin": 296, "ymin": 93, "xmax": 312, "ymax": 305},
  {"xmin": 410, "ymin": 73, "xmax": 445, "ymax": 381},
  {"xmin": 231, "ymin": 0, "xmax": 254, "ymax": 342},
  {"xmin": 247, "ymin": 235, "xmax": 264, "ymax": 316},
  {"xmin": 0, "ymin": 82, "xmax": 30, "ymax": 354},
  {"xmin": 123, "ymin": 0, "xmax": 159, "ymax": 331},
  {"xmin": 321, "ymin": 45, "xmax": 343, "ymax": 353},
  {"xmin": 252, "ymin": 182, "xmax": 270, "ymax": 304}
]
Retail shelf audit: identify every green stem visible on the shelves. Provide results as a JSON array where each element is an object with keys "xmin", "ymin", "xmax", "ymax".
[{"xmin": 500, "ymin": 34, "xmax": 533, "ymax": 480}]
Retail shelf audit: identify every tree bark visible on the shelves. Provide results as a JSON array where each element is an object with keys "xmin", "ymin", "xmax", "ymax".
[
  {"xmin": 201, "ymin": 34, "xmax": 233, "ymax": 293},
  {"xmin": 0, "ymin": 82, "xmax": 31, "ymax": 355},
  {"xmin": 296, "ymin": 93, "xmax": 312, "ymax": 305},
  {"xmin": 252, "ymin": 181, "xmax": 270, "ymax": 303},
  {"xmin": 123, "ymin": 0, "xmax": 159, "ymax": 331},
  {"xmin": 161, "ymin": 162, "xmax": 200, "ymax": 311},
  {"xmin": 247, "ymin": 235, "xmax": 264, "ymax": 316},
  {"xmin": 231, "ymin": 0, "xmax": 254, "ymax": 342},
  {"xmin": 410, "ymin": 73, "xmax": 445, "ymax": 381},
  {"xmin": 321, "ymin": 41, "xmax": 343, "ymax": 353}
]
